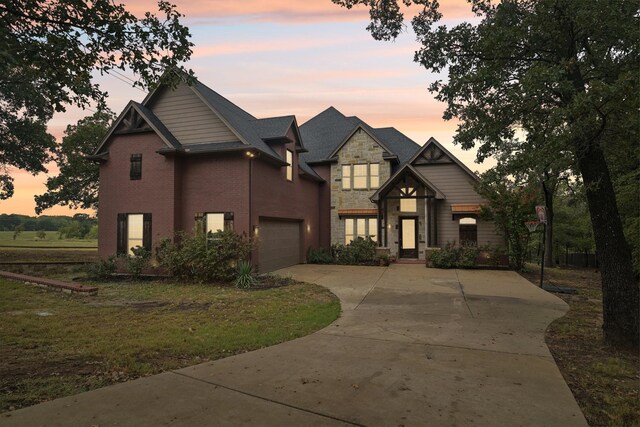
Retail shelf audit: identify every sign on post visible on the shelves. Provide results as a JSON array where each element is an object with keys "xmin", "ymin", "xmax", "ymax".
[{"xmin": 536, "ymin": 205, "xmax": 547, "ymax": 223}]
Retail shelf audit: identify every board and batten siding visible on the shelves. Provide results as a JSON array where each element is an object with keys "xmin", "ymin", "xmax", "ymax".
[
  {"xmin": 148, "ymin": 83, "xmax": 239, "ymax": 145},
  {"xmin": 414, "ymin": 163, "xmax": 504, "ymax": 247}
]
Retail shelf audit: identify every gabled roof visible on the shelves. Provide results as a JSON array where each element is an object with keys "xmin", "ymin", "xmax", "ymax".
[
  {"xmin": 253, "ymin": 116, "xmax": 295, "ymax": 140},
  {"xmin": 93, "ymin": 101, "xmax": 180, "ymax": 155},
  {"xmin": 370, "ymin": 163, "xmax": 446, "ymax": 202},
  {"xmin": 299, "ymin": 106, "xmax": 420, "ymax": 165},
  {"xmin": 409, "ymin": 137, "xmax": 480, "ymax": 182},
  {"xmin": 327, "ymin": 123, "xmax": 395, "ymax": 160}
]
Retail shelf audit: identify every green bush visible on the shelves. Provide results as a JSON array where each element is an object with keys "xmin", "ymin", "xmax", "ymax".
[
  {"xmin": 85, "ymin": 256, "xmax": 116, "ymax": 280},
  {"xmin": 126, "ymin": 246, "xmax": 151, "ymax": 278},
  {"xmin": 156, "ymin": 231, "xmax": 253, "ymax": 283},
  {"xmin": 331, "ymin": 237, "xmax": 377, "ymax": 265},
  {"xmin": 307, "ymin": 247, "xmax": 334, "ymax": 264},
  {"xmin": 430, "ymin": 242, "xmax": 479, "ymax": 269},
  {"xmin": 234, "ymin": 260, "xmax": 256, "ymax": 289}
]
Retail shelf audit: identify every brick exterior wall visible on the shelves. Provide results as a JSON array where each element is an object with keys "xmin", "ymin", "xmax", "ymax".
[
  {"xmin": 98, "ymin": 133, "xmax": 177, "ymax": 257},
  {"xmin": 330, "ymin": 129, "xmax": 391, "ymax": 245},
  {"xmin": 98, "ymin": 130, "xmax": 323, "ymax": 269}
]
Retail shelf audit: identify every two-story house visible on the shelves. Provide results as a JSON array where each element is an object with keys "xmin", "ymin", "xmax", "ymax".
[{"xmin": 92, "ymin": 77, "xmax": 503, "ymax": 272}]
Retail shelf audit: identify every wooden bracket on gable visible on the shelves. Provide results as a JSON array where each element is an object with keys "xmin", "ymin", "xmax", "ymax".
[{"xmin": 114, "ymin": 107, "xmax": 152, "ymax": 134}]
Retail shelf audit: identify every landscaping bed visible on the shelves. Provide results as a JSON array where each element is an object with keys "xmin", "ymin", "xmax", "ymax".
[
  {"xmin": 0, "ymin": 277, "xmax": 340, "ymax": 413},
  {"xmin": 519, "ymin": 265, "xmax": 639, "ymax": 426}
]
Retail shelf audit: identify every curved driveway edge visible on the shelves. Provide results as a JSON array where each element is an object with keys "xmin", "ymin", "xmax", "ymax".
[{"xmin": 1, "ymin": 265, "xmax": 587, "ymax": 426}]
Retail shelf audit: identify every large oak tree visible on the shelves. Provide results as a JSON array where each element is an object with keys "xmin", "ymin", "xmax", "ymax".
[
  {"xmin": 333, "ymin": 0, "xmax": 639, "ymax": 347},
  {"xmin": 0, "ymin": 0, "xmax": 193, "ymax": 200}
]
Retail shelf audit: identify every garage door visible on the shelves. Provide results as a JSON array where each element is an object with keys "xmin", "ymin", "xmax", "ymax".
[{"xmin": 258, "ymin": 219, "xmax": 301, "ymax": 273}]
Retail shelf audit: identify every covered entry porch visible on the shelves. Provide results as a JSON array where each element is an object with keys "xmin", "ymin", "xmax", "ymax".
[{"xmin": 370, "ymin": 165, "xmax": 445, "ymax": 260}]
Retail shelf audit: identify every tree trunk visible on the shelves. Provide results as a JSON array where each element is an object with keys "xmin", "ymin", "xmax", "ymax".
[
  {"xmin": 542, "ymin": 180, "xmax": 554, "ymax": 267},
  {"xmin": 575, "ymin": 139, "xmax": 639, "ymax": 349}
]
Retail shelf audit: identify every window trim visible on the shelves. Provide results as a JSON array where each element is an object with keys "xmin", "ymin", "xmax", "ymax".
[
  {"xmin": 341, "ymin": 162, "xmax": 381, "ymax": 190},
  {"xmin": 286, "ymin": 149, "xmax": 293, "ymax": 182}
]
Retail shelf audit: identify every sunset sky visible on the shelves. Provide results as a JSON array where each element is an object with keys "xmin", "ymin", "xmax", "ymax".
[{"xmin": 2, "ymin": 0, "xmax": 493, "ymax": 217}]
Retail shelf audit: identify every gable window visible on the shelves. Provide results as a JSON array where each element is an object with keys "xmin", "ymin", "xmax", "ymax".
[
  {"xmin": 352, "ymin": 164, "xmax": 368, "ymax": 189},
  {"xmin": 370, "ymin": 163, "xmax": 379, "ymax": 189},
  {"xmin": 117, "ymin": 213, "xmax": 151, "ymax": 255},
  {"xmin": 286, "ymin": 150, "xmax": 293, "ymax": 181},
  {"xmin": 130, "ymin": 154, "xmax": 142, "ymax": 180},
  {"xmin": 344, "ymin": 217, "xmax": 378, "ymax": 244},
  {"xmin": 459, "ymin": 217, "xmax": 477, "ymax": 245},
  {"xmin": 341, "ymin": 163, "xmax": 380, "ymax": 190},
  {"xmin": 400, "ymin": 187, "xmax": 417, "ymax": 212},
  {"xmin": 342, "ymin": 165, "xmax": 351, "ymax": 190}
]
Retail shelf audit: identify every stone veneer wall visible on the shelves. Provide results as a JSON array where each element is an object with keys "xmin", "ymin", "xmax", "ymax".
[{"xmin": 330, "ymin": 129, "xmax": 391, "ymax": 245}]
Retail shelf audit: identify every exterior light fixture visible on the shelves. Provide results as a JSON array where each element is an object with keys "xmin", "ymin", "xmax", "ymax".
[
  {"xmin": 253, "ymin": 225, "xmax": 259, "ymax": 235},
  {"xmin": 245, "ymin": 151, "xmax": 255, "ymax": 158},
  {"xmin": 306, "ymin": 224, "xmax": 311, "ymax": 233}
]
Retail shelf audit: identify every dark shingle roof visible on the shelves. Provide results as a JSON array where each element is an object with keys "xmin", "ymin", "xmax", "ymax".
[
  {"xmin": 132, "ymin": 102, "xmax": 181, "ymax": 150},
  {"xmin": 252, "ymin": 116, "xmax": 295, "ymax": 140},
  {"xmin": 299, "ymin": 107, "xmax": 420, "ymax": 165}
]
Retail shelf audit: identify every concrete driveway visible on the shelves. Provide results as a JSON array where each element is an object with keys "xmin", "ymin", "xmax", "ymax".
[{"xmin": 2, "ymin": 265, "xmax": 586, "ymax": 426}]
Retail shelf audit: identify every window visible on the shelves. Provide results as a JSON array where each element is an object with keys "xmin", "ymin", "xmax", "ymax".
[
  {"xmin": 203, "ymin": 212, "xmax": 234, "ymax": 240},
  {"xmin": 400, "ymin": 187, "xmax": 417, "ymax": 212},
  {"xmin": 206, "ymin": 213, "xmax": 225, "ymax": 234},
  {"xmin": 342, "ymin": 165, "xmax": 351, "ymax": 190},
  {"xmin": 370, "ymin": 163, "xmax": 379, "ymax": 189},
  {"xmin": 341, "ymin": 163, "xmax": 380, "ymax": 190},
  {"xmin": 130, "ymin": 154, "xmax": 142, "ymax": 180},
  {"xmin": 117, "ymin": 213, "xmax": 151, "ymax": 255},
  {"xmin": 459, "ymin": 217, "xmax": 477, "ymax": 245},
  {"xmin": 344, "ymin": 217, "xmax": 378, "ymax": 244},
  {"xmin": 353, "ymin": 164, "xmax": 368, "ymax": 189},
  {"xmin": 286, "ymin": 150, "xmax": 293, "ymax": 181}
]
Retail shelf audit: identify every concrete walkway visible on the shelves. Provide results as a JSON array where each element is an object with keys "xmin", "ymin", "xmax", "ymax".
[{"xmin": 1, "ymin": 265, "xmax": 586, "ymax": 426}]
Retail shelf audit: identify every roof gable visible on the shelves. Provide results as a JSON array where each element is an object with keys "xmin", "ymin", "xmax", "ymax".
[
  {"xmin": 409, "ymin": 138, "xmax": 479, "ymax": 181},
  {"xmin": 93, "ymin": 101, "xmax": 180, "ymax": 155},
  {"xmin": 327, "ymin": 123, "xmax": 394, "ymax": 160},
  {"xmin": 370, "ymin": 164, "xmax": 446, "ymax": 202}
]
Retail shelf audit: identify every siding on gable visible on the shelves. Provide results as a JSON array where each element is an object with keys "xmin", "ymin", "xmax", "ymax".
[
  {"xmin": 414, "ymin": 163, "xmax": 504, "ymax": 247},
  {"xmin": 148, "ymin": 83, "xmax": 240, "ymax": 145}
]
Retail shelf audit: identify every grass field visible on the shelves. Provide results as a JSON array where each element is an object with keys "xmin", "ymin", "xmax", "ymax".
[
  {"xmin": 0, "ymin": 277, "xmax": 340, "ymax": 413},
  {"xmin": 0, "ymin": 231, "xmax": 97, "ymax": 248},
  {"xmin": 520, "ymin": 265, "xmax": 639, "ymax": 426}
]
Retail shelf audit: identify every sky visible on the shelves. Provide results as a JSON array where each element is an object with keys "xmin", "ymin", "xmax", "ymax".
[{"xmin": 2, "ymin": 0, "xmax": 492, "ymax": 217}]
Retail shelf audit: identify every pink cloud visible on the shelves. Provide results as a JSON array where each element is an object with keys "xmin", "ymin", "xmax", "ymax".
[{"xmin": 127, "ymin": 0, "xmax": 475, "ymax": 24}]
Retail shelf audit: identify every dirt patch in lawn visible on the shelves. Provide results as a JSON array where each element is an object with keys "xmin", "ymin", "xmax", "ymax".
[
  {"xmin": 0, "ymin": 278, "xmax": 340, "ymax": 413},
  {"xmin": 519, "ymin": 265, "xmax": 640, "ymax": 426}
]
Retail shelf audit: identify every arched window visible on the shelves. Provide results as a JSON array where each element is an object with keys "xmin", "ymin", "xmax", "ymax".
[{"xmin": 459, "ymin": 217, "xmax": 477, "ymax": 245}]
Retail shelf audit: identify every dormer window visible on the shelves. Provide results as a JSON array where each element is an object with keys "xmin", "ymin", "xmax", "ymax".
[{"xmin": 286, "ymin": 150, "xmax": 293, "ymax": 181}]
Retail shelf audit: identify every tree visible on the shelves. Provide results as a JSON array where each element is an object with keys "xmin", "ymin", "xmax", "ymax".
[
  {"xmin": 36, "ymin": 230, "xmax": 46, "ymax": 240},
  {"xmin": 34, "ymin": 110, "xmax": 113, "ymax": 214},
  {"xmin": 0, "ymin": 0, "xmax": 194, "ymax": 200},
  {"xmin": 476, "ymin": 169, "xmax": 537, "ymax": 270},
  {"xmin": 334, "ymin": 0, "xmax": 639, "ymax": 348},
  {"xmin": 12, "ymin": 224, "xmax": 24, "ymax": 240}
]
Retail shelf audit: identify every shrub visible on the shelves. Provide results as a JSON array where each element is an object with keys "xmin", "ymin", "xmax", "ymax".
[
  {"xmin": 126, "ymin": 246, "xmax": 151, "ymax": 278},
  {"xmin": 331, "ymin": 237, "xmax": 377, "ymax": 265},
  {"xmin": 235, "ymin": 260, "xmax": 256, "ymax": 289},
  {"xmin": 307, "ymin": 247, "xmax": 334, "ymax": 264},
  {"xmin": 430, "ymin": 243, "xmax": 459, "ymax": 268},
  {"xmin": 156, "ymin": 231, "xmax": 253, "ymax": 283},
  {"xmin": 430, "ymin": 242, "xmax": 479, "ymax": 269},
  {"xmin": 85, "ymin": 256, "xmax": 116, "ymax": 280}
]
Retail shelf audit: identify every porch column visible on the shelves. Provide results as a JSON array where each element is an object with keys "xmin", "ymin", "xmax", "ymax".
[
  {"xmin": 426, "ymin": 198, "xmax": 432, "ymax": 246},
  {"xmin": 384, "ymin": 197, "xmax": 388, "ymax": 247},
  {"xmin": 376, "ymin": 201, "xmax": 382, "ymax": 247},
  {"xmin": 433, "ymin": 200, "xmax": 438, "ymax": 246}
]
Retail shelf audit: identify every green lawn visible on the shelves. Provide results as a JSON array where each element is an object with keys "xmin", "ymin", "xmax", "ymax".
[
  {"xmin": 0, "ymin": 278, "xmax": 340, "ymax": 413},
  {"xmin": 0, "ymin": 231, "xmax": 97, "ymax": 248}
]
